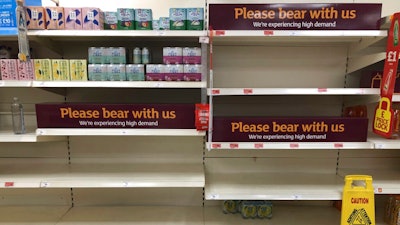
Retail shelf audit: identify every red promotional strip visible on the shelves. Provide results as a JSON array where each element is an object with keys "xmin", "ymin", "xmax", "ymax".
[{"xmin": 373, "ymin": 13, "xmax": 400, "ymax": 138}]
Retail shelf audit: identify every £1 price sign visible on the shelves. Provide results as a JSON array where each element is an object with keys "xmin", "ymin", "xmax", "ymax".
[{"xmin": 373, "ymin": 13, "xmax": 400, "ymax": 138}]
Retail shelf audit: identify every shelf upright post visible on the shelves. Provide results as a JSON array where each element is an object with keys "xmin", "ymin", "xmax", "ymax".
[{"xmin": 207, "ymin": 27, "xmax": 214, "ymax": 151}]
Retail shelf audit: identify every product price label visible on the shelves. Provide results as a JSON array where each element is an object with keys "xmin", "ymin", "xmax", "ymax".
[{"xmin": 373, "ymin": 12, "xmax": 400, "ymax": 138}]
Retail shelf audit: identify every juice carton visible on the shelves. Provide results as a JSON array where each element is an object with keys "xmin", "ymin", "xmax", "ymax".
[
  {"xmin": 44, "ymin": 7, "xmax": 65, "ymax": 29},
  {"xmin": 104, "ymin": 11, "xmax": 118, "ymax": 30},
  {"xmin": 134, "ymin": 9, "xmax": 152, "ymax": 30},
  {"xmin": 88, "ymin": 47, "xmax": 107, "ymax": 64},
  {"xmin": 117, "ymin": 8, "xmax": 134, "ymax": 30},
  {"xmin": 82, "ymin": 7, "xmax": 103, "ymax": 30},
  {"xmin": 186, "ymin": 8, "xmax": 204, "ymax": 30},
  {"xmin": 145, "ymin": 64, "xmax": 165, "ymax": 81},
  {"xmin": 169, "ymin": 8, "xmax": 186, "ymax": 30},
  {"xmin": 165, "ymin": 64, "xmax": 184, "ymax": 81},
  {"xmin": 183, "ymin": 64, "xmax": 202, "ymax": 81},
  {"xmin": 25, "ymin": 6, "xmax": 45, "ymax": 29},
  {"xmin": 0, "ymin": 59, "xmax": 18, "ymax": 80},
  {"xmin": 159, "ymin": 17, "xmax": 170, "ymax": 30},
  {"xmin": 107, "ymin": 64, "xmax": 126, "ymax": 81},
  {"xmin": 33, "ymin": 59, "xmax": 52, "ymax": 80},
  {"xmin": 69, "ymin": 59, "xmax": 87, "ymax": 81},
  {"xmin": 64, "ymin": 8, "xmax": 82, "ymax": 30},
  {"xmin": 17, "ymin": 59, "xmax": 34, "ymax": 80},
  {"xmin": 126, "ymin": 64, "xmax": 145, "ymax": 81},
  {"xmin": 183, "ymin": 47, "xmax": 201, "ymax": 64},
  {"xmin": 163, "ymin": 47, "xmax": 183, "ymax": 64},
  {"xmin": 52, "ymin": 59, "xmax": 70, "ymax": 80},
  {"xmin": 152, "ymin": 20, "xmax": 159, "ymax": 30},
  {"xmin": 108, "ymin": 47, "xmax": 126, "ymax": 64},
  {"xmin": 88, "ymin": 64, "xmax": 107, "ymax": 81}
]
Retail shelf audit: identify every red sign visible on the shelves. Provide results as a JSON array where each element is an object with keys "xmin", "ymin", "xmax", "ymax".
[
  {"xmin": 195, "ymin": 103, "xmax": 210, "ymax": 131},
  {"xmin": 212, "ymin": 117, "xmax": 368, "ymax": 142},
  {"xmin": 209, "ymin": 3, "xmax": 382, "ymax": 30},
  {"xmin": 373, "ymin": 13, "xmax": 400, "ymax": 138},
  {"xmin": 36, "ymin": 103, "xmax": 195, "ymax": 129}
]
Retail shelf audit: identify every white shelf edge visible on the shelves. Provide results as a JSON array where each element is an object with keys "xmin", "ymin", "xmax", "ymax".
[
  {"xmin": 36, "ymin": 128, "xmax": 206, "ymax": 137},
  {"xmin": 32, "ymin": 81, "xmax": 206, "ymax": 88},
  {"xmin": 210, "ymin": 30, "xmax": 387, "ymax": 38},
  {"xmin": 28, "ymin": 30, "xmax": 207, "ymax": 37},
  {"xmin": 0, "ymin": 164, "xmax": 205, "ymax": 188},
  {"xmin": 205, "ymin": 173, "xmax": 343, "ymax": 200},
  {"xmin": 208, "ymin": 88, "xmax": 380, "ymax": 96},
  {"xmin": 207, "ymin": 141, "xmax": 373, "ymax": 150},
  {"xmin": 0, "ymin": 131, "xmax": 66, "ymax": 142},
  {"xmin": 0, "ymin": 80, "xmax": 32, "ymax": 87}
]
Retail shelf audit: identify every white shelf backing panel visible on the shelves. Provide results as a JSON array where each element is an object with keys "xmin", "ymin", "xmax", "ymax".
[
  {"xmin": 32, "ymin": 81, "xmax": 206, "ymax": 88},
  {"xmin": 208, "ymin": 88, "xmax": 380, "ymax": 96},
  {"xmin": 205, "ymin": 157, "xmax": 342, "ymax": 200},
  {"xmin": 211, "ymin": 45, "xmax": 348, "ymax": 88},
  {"xmin": 204, "ymin": 205, "xmax": 341, "ymax": 225},
  {"xmin": 57, "ymin": 206, "xmax": 204, "ymax": 225},
  {"xmin": 338, "ymin": 149, "xmax": 400, "ymax": 194},
  {"xmin": 36, "ymin": 128, "xmax": 205, "ymax": 137},
  {"xmin": 338, "ymin": 168, "xmax": 400, "ymax": 195},
  {"xmin": 69, "ymin": 136, "xmax": 204, "ymax": 164},
  {"xmin": 0, "ymin": 206, "xmax": 70, "ymax": 225},
  {"xmin": 0, "ymin": 163, "xmax": 204, "ymax": 188},
  {"xmin": 73, "ymin": 188, "xmax": 204, "ymax": 206}
]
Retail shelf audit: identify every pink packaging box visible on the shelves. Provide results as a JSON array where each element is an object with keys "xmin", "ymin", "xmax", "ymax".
[
  {"xmin": 25, "ymin": 6, "xmax": 46, "ymax": 30},
  {"xmin": 64, "ymin": 8, "xmax": 82, "ymax": 30},
  {"xmin": 45, "ymin": 7, "xmax": 65, "ymax": 29},
  {"xmin": 17, "ymin": 60, "xmax": 35, "ymax": 80},
  {"xmin": 82, "ymin": 8, "xmax": 104, "ymax": 30},
  {"xmin": 183, "ymin": 47, "xmax": 201, "ymax": 64},
  {"xmin": 165, "ymin": 64, "xmax": 184, "ymax": 81},
  {"xmin": 183, "ymin": 64, "xmax": 202, "ymax": 81},
  {"xmin": 163, "ymin": 47, "xmax": 183, "ymax": 64},
  {"xmin": 0, "ymin": 59, "xmax": 18, "ymax": 80},
  {"xmin": 145, "ymin": 64, "xmax": 165, "ymax": 81}
]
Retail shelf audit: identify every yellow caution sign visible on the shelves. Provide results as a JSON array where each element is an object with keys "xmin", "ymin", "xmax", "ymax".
[{"xmin": 341, "ymin": 175, "xmax": 375, "ymax": 225}]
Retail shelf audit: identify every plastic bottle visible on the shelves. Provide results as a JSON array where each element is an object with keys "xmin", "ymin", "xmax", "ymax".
[{"xmin": 11, "ymin": 97, "xmax": 25, "ymax": 134}]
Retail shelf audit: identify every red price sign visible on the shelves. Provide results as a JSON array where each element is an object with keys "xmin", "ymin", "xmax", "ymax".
[
  {"xmin": 373, "ymin": 13, "xmax": 400, "ymax": 138},
  {"xmin": 195, "ymin": 103, "xmax": 210, "ymax": 131}
]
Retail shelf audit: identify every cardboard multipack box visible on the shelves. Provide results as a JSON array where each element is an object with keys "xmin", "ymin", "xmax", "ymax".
[
  {"xmin": 25, "ymin": 6, "xmax": 46, "ymax": 29},
  {"xmin": 64, "ymin": 8, "xmax": 82, "ymax": 30},
  {"xmin": 0, "ymin": 59, "xmax": 18, "ymax": 80},
  {"xmin": 17, "ymin": 59, "xmax": 34, "ymax": 80},
  {"xmin": 44, "ymin": 7, "xmax": 65, "ymax": 29},
  {"xmin": 82, "ymin": 7, "xmax": 104, "ymax": 30}
]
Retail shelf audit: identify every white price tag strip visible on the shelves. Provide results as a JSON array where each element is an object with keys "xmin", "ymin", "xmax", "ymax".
[
  {"xmin": 254, "ymin": 143, "xmax": 264, "ymax": 149},
  {"xmin": 290, "ymin": 143, "xmax": 299, "ymax": 148},
  {"xmin": 375, "ymin": 143, "xmax": 384, "ymax": 149},
  {"xmin": 4, "ymin": 182, "xmax": 14, "ymax": 187},
  {"xmin": 40, "ymin": 181, "xmax": 49, "ymax": 188},
  {"xmin": 334, "ymin": 143, "xmax": 344, "ymax": 148},
  {"xmin": 212, "ymin": 143, "xmax": 221, "ymax": 149},
  {"xmin": 292, "ymin": 195, "xmax": 302, "ymax": 200},
  {"xmin": 199, "ymin": 36, "xmax": 209, "ymax": 43},
  {"xmin": 229, "ymin": 143, "xmax": 239, "ymax": 149},
  {"xmin": 0, "ymin": 81, "xmax": 4, "ymax": 87},
  {"xmin": 157, "ymin": 31, "xmax": 166, "ymax": 36}
]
